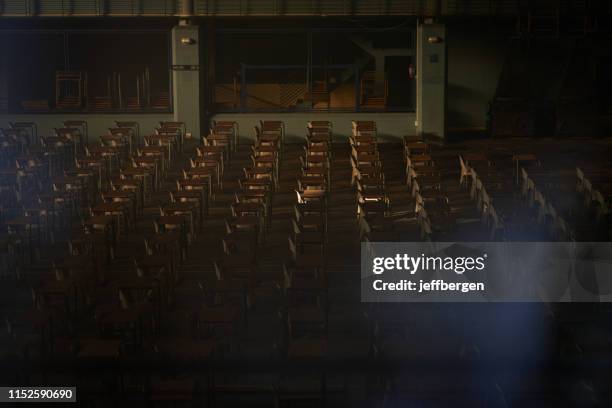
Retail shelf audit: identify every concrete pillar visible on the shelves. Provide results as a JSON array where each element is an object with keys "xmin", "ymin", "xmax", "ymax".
[
  {"xmin": 178, "ymin": 0, "xmax": 194, "ymax": 16},
  {"xmin": 171, "ymin": 23, "xmax": 200, "ymax": 138},
  {"xmin": 416, "ymin": 21, "xmax": 446, "ymax": 140}
]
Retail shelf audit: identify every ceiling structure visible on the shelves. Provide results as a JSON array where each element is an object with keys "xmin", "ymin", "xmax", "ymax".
[{"xmin": 0, "ymin": 0, "xmax": 531, "ymax": 18}]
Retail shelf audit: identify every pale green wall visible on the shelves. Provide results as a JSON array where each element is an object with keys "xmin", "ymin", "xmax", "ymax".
[
  {"xmin": 172, "ymin": 24, "xmax": 201, "ymax": 138},
  {"xmin": 417, "ymin": 23, "xmax": 447, "ymax": 140}
]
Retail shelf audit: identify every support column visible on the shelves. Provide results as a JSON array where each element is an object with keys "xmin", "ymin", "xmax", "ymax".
[
  {"xmin": 416, "ymin": 21, "xmax": 446, "ymax": 140},
  {"xmin": 172, "ymin": 23, "xmax": 200, "ymax": 138}
]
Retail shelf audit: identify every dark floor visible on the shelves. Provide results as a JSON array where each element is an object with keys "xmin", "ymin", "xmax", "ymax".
[{"xmin": 1, "ymin": 134, "xmax": 612, "ymax": 407}]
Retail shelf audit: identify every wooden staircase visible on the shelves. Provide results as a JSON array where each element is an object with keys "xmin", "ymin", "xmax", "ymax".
[
  {"xmin": 280, "ymin": 83, "xmax": 307, "ymax": 108},
  {"xmin": 360, "ymin": 71, "xmax": 387, "ymax": 109},
  {"xmin": 303, "ymin": 81, "xmax": 330, "ymax": 107}
]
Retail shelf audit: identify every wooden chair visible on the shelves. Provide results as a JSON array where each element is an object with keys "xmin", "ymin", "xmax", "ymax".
[
  {"xmin": 211, "ymin": 120, "xmax": 239, "ymax": 152},
  {"xmin": 10, "ymin": 121, "xmax": 39, "ymax": 146},
  {"xmin": 158, "ymin": 121, "xmax": 186, "ymax": 153},
  {"xmin": 137, "ymin": 146, "xmax": 167, "ymax": 180},
  {"xmin": 115, "ymin": 121, "xmax": 139, "ymax": 149},
  {"xmin": 224, "ymin": 216, "xmax": 260, "ymax": 252},
  {"xmin": 120, "ymin": 167, "xmax": 153, "ymax": 204},
  {"xmin": 108, "ymin": 127, "xmax": 136, "ymax": 156},
  {"xmin": 171, "ymin": 190, "xmax": 206, "ymax": 227},
  {"xmin": 55, "ymin": 128, "xmax": 83, "ymax": 158},
  {"xmin": 231, "ymin": 198, "xmax": 267, "ymax": 234},
  {"xmin": 155, "ymin": 216, "xmax": 188, "ymax": 262},
  {"xmin": 86, "ymin": 145, "xmax": 121, "ymax": 181},
  {"xmin": 82, "ymin": 212, "xmax": 117, "ymax": 264}
]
